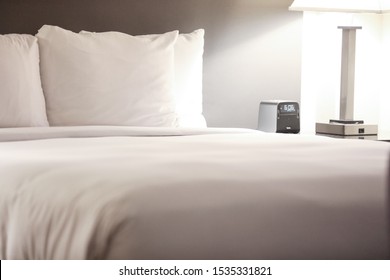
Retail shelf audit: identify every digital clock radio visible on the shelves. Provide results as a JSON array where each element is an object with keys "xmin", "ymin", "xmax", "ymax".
[{"xmin": 257, "ymin": 100, "xmax": 300, "ymax": 133}]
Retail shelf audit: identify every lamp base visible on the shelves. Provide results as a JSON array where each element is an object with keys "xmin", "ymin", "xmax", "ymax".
[
  {"xmin": 329, "ymin": 119, "xmax": 364, "ymax": 125},
  {"xmin": 316, "ymin": 122, "xmax": 378, "ymax": 136}
]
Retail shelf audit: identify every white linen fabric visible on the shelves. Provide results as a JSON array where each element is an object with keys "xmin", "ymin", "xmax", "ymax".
[
  {"xmin": 0, "ymin": 127, "xmax": 389, "ymax": 260},
  {"xmin": 81, "ymin": 29, "xmax": 207, "ymax": 128},
  {"xmin": 0, "ymin": 34, "xmax": 48, "ymax": 128},
  {"xmin": 36, "ymin": 25, "xmax": 178, "ymax": 127}
]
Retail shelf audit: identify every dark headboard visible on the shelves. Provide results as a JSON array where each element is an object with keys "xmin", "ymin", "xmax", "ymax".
[
  {"xmin": 0, "ymin": 0, "xmax": 295, "ymax": 53},
  {"xmin": 0, "ymin": 0, "xmax": 211, "ymax": 35}
]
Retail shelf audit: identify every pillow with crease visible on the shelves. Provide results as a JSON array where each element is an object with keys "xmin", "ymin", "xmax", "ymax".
[
  {"xmin": 37, "ymin": 25, "xmax": 178, "ymax": 127},
  {"xmin": 0, "ymin": 34, "xmax": 49, "ymax": 128},
  {"xmin": 81, "ymin": 29, "xmax": 207, "ymax": 128}
]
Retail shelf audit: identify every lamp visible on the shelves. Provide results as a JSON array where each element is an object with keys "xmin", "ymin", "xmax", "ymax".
[{"xmin": 290, "ymin": 0, "xmax": 390, "ymax": 138}]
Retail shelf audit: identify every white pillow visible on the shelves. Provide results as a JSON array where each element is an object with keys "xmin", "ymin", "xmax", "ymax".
[
  {"xmin": 174, "ymin": 30, "xmax": 207, "ymax": 128},
  {"xmin": 82, "ymin": 29, "xmax": 207, "ymax": 128},
  {"xmin": 36, "ymin": 25, "xmax": 179, "ymax": 127},
  {"xmin": 0, "ymin": 34, "xmax": 49, "ymax": 128}
]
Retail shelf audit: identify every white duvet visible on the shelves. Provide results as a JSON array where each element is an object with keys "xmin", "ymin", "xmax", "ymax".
[{"xmin": 0, "ymin": 126, "xmax": 389, "ymax": 259}]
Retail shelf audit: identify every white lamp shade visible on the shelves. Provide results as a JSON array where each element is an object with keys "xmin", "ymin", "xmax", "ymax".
[{"xmin": 289, "ymin": 0, "xmax": 390, "ymax": 13}]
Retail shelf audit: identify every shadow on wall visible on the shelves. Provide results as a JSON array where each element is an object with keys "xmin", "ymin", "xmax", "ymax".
[{"xmin": 0, "ymin": 0, "xmax": 301, "ymax": 129}]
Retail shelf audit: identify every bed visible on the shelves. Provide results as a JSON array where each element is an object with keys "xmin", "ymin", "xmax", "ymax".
[
  {"xmin": 1, "ymin": 126, "xmax": 389, "ymax": 260},
  {"xmin": 1, "ymin": 25, "xmax": 390, "ymax": 260}
]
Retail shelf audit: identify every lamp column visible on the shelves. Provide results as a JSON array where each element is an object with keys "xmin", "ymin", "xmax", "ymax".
[{"xmin": 338, "ymin": 26, "xmax": 361, "ymax": 121}]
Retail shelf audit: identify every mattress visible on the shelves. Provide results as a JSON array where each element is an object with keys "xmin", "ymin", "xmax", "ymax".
[{"xmin": 0, "ymin": 126, "xmax": 389, "ymax": 259}]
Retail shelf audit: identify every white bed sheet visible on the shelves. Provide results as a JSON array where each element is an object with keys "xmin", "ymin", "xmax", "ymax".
[{"xmin": 0, "ymin": 126, "xmax": 389, "ymax": 259}]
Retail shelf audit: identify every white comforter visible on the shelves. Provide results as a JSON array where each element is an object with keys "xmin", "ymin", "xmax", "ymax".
[{"xmin": 0, "ymin": 126, "xmax": 389, "ymax": 259}]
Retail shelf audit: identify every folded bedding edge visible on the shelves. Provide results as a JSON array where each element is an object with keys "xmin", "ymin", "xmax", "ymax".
[{"xmin": 0, "ymin": 126, "xmax": 261, "ymax": 142}]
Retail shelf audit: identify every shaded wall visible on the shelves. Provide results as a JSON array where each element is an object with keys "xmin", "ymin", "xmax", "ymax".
[
  {"xmin": 0, "ymin": 0, "xmax": 302, "ymax": 129},
  {"xmin": 381, "ymin": 14, "xmax": 390, "ymax": 134}
]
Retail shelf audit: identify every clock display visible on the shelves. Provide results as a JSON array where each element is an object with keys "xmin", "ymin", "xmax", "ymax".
[{"xmin": 281, "ymin": 104, "xmax": 296, "ymax": 113}]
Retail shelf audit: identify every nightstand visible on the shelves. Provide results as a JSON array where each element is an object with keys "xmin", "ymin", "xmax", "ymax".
[
  {"xmin": 377, "ymin": 132, "xmax": 390, "ymax": 142},
  {"xmin": 316, "ymin": 132, "xmax": 390, "ymax": 142}
]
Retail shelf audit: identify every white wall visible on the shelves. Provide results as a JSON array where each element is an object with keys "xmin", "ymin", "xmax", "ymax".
[
  {"xmin": 380, "ymin": 14, "xmax": 390, "ymax": 134},
  {"xmin": 300, "ymin": 11, "xmax": 390, "ymax": 134},
  {"xmin": 203, "ymin": 0, "xmax": 302, "ymax": 129}
]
